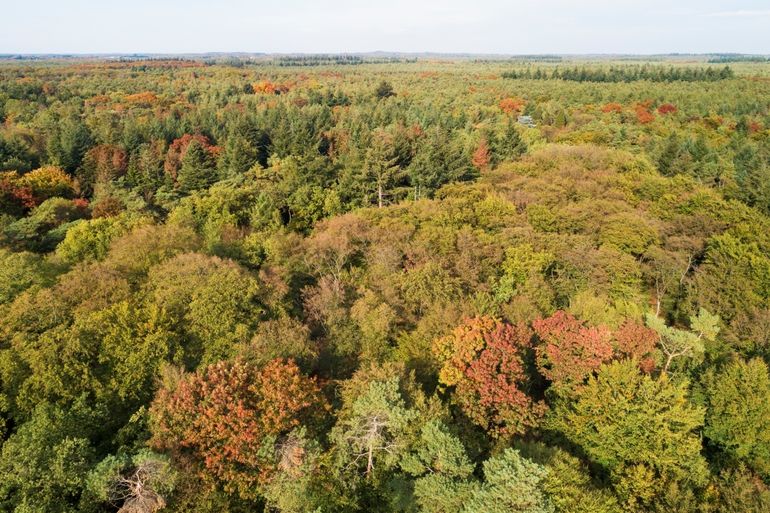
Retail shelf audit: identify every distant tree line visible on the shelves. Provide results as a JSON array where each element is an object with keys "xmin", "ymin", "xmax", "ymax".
[
  {"xmin": 708, "ymin": 55, "xmax": 769, "ymax": 63},
  {"xmin": 272, "ymin": 55, "xmax": 415, "ymax": 66},
  {"xmin": 503, "ymin": 65, "xmax": 734, "ymax": 82}
]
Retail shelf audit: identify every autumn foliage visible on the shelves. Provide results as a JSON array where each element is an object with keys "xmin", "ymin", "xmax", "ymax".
[
  {"xmin": 433, "ymin": 316, "xmax": 546, "ymax": 438},
  {"xmin": 471, "ymin": 138, "xmax": 491, "ymax": 171},
  {"xmin": 635, "ymin": 104, "xmax": 655, "ymax": 124},
  {"xmin": 0, "ymin": 166, "xmax": 76, "ymax": 212},
  {"xmin": 149, "ymin": 358, "xmax": 324, "ymax": 497},
  {"xmin": 0, "ymin": 171, "xmax": 34, "ymax": 212},
  {"xmin": 657, "ymin": 103, "xmax": 678, "ymax": 115},
  {"xmin": 124, "ymin": 91, "xmax": 159, "ymax": 106},
  {"xmin": 601, "ymin": 102, "xmax": 623, "ymax": 113},
  {"xmin": 532, "ymin": 311, "xmax": 614, "ymax": 389},
  {"xmin": 613, "ymin": 320, "xmax": 658, "ymax": 372},
  {"xmin": 163, "ymin": 134, "xmax": 219, "ymax": 181},
  {"xmin": 79, "ymin": 144, "xmax": 128, "ymax": 190},
  {"xmin": 251, "ymin": 80, "xmax": 294, "ymax": 95},
  {"xmin": 499, "ymin": 97, "xmax": 526, "ymax": 114},
  {"xmin": 253, "ymin": 80, "xmax": 278, "ymax": 94}
]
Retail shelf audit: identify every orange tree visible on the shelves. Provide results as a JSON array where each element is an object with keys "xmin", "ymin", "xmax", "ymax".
[
  {"xmin": 433, "ymin": 316, "xmax": 545, "ymax": 438},
  {"xmin": 149, "ymin": 358, "xmax": 325, "ymax": 498}
]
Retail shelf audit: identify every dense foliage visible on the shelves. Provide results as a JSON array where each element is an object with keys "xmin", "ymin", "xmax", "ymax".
[
  {"xmin": 1, "ymin": 56, "xmax": 769, "ymax": 512},
  {"xmin": 502, "ymin": 64, "xmax": 735, "ymax": 82}
]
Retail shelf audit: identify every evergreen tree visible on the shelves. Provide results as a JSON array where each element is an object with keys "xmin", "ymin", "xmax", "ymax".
[
  {"xmin": 375, "ymin": 80, "xmax": 395, "ymax": 100},
  {"xmin": 496, "ymin": 120, "xmax": 528, "ymax": 160},
  {"xmin": 362, "ymin": 130, "xmax": 405, "ymax": 208},
  {"xmin": 402, "ymin": 420, "xmax": 475, "ymax": 513},
  {"xmin": 408, "ymin": 128, "xmax": 474, "ymax": 199},
  {"xmin": 219, "ymin": 135, "xmax": 259, "ymax": 178},
  {"xmin": 465, "ymin": 449, "xmax": 553, "ymax": 513},
  {"xmin": 176, "ymin": 139, "xmax": 216, "ymax": 194},
  {"xmin": 46, "ymin": 116, "xmax": 93, "ymax": 174},
  {"xmin": 734, "ymin": 143, "xmax": 770, "ymax": 213},
  {"xmin": 125, "ymin": 140, "xmax": 166, "ymax": 200},
  {"xmin": 658, "ymin": 133, "xmax": 684, "ymax": 176}
]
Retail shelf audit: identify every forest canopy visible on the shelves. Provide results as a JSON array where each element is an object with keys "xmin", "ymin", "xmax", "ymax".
[{"xmin": 1, "ymin": 57, "xmax": 770, "ymax": 513}]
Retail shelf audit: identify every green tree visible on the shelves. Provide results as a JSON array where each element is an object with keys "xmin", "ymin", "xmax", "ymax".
[
  {"xmin": 2, "ymin": 301, "xmax": 178, "ymax": 422},
  {"xmin": 375, "ymin": 81, "xmax": 396, "ymax": 99},
  {"xmin": 645, "ymin": 308, "xmax": 720, "ymax": 374},
  {"xmin": 46, "ymin": 116, "xmax": 93, "ymax": 173},
  {"xmin": 332, "ymin": 375, "xmax": 419, "ymax": 479},
  {"xmin": 219, "ymin": 134, "xmax": 259, "ymax": 178},
  {"xmin": 145, "ymin": 252, "xmax": 263, "ymax": 365},
  {"xmin": 517, "ymin": 443, "xmax": 621, "ymax": 513},
  {"xmin": 176, "ymin": 139, "xmax": 217, "ymax": 194},
  {"xmin": 733, "ymin": 143, "xmax": 770, "ymax": 214},
  {"xmin": 401, "ymin": 420, "xmax": 475, "ymax": 513},
  {"xmin": 708, "ymin": 465, "xmax": 770, "ymax": 513},
  {"xmin": 0, "ymin": 400, "xmax": 98, "ymax": 513},
  {"xmin": 496, "ymin": 119, "xmax": 528, "ymax": 160},
  {"xmin": 465, "ymin": 449, "xmax": 553, "ymax": 513},
  {"xmin": 549, "ymin": 360, "xmax": 708, "ymax": 511},
  {"xmin": 657, "ymin": 133, "xmax": 685, "ymax": 176},
  {"xmin": 125, "ymin": 140, "xmax": 166, "ymax": 201},
  {"xmin": 408, "ymin": 127, "xmax": 474, "ymax": 200},
  {"xmin": 704, "ymin": 358, "xmax": 770, "ymax": 478},
  {"xmin": 2, "ymin": 197, "xmax": 87, "ymax": 252},
  {"xmin": 86, "ymin": 449, "xmax": 177, "ymax": 513},
  {"xmin": 0, "ymin": 248, "xmax": 56, "ymax": 305},
  {"xmin": 55, "ymin": 214, "xmax": 144, "ymax": 264},
  {"xmin": 691, "ymin": 233, "xmax": 770, "ymax": 324},
  {"xmin": 362, "ymin": 129, "xmax": 405, "ymax": 208}
]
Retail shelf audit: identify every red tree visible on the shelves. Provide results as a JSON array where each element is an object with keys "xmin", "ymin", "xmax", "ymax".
[
  {"xmin": 657, "ymin": 103, "xmax": 678, "ymax": 115},
  {"xmin": 532, "ymin": 311, "xmax": 614, "ymax": 389},
  {"xmin": 613, "ymin": 320, "xmax": 658, "ymax": 373},
  {"xmin": 433, "ymin": 316, "xmax": 545, "ymax": 438},
  {"xmin": 150, "ymin": 358, "xmax": 324, "ymax": 498},
  {"xmin": 82, "ymin": 144, "xmax": 128, "ymax": 183},
  {"xmin": 472, "ymin": 138, "xmax": 491, "ymax": 171},
  {"xmin": 635, "ymin": 105, "xmax": 655, "ymax": 124},
  {"xmin": 601, "ymin": 102, "xmax": 623, "ymax": 114}
]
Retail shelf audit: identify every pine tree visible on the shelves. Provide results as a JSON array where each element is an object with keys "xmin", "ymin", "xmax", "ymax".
[
  {"xmin": 465, "ymin": 449, "xmax": 553, "ymax": 513},
  {"xmin": 176, "ymin": 139, "xmax": 216, "ymax": 193},
  {"xmin": 331, "ymin": 376, "xmax": 418, "ymax": 478},
  {"xmin": 408, "ymin": 127, "xmax": 474, "ymax": 199},
  {"xmin": 657, "ymin": 134, "xmax": 683, "ymax": 176},
  {"xmin": 363, "ymin": 130, "xmax": 404, "ymax": 208},
  {"xmin": 219, "ymin": 135, "xmax": 258, "ymax": 178},
  {"xmin": 375, "ymin": 80, "xmax": 395, "ymax": 100},
  {"xmin": 497, "ymin": 120, "xmax": 528, "ymax": 160}
]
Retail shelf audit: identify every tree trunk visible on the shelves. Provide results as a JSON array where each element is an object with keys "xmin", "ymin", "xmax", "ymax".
[
  {"xmin": 663, "ymin": 353, "xmax": 674, "ymax": 374},
  {"xmin": 366, "ymin": 443, "xmax": 374, "ymax": 477}
]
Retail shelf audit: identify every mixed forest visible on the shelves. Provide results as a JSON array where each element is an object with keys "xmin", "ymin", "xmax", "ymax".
[{"xmin": 1, "ymin": 56, "xmax": 770, "ymax": 513}]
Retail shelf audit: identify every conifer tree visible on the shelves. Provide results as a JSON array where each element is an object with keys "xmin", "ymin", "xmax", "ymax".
[{"xmin": 177, "ymin": 139, "xmax": 216, "ymax": 194}]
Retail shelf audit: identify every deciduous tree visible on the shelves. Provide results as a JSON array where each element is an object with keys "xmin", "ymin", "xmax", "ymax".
[
  {"xmin": 532, "ymin": 311, "xmax": 614, "ymax": 390},
  {"xmin": 704, "ymin": 358, "xmax": 770, "ymax": 478},
  {"xmin": 434, "ymin": 316, "xmax": 545, "ymax": 438},
  {"xmin": 549, "ymin": 360, "xmax": 708, "ymax": 511},
  {"xmin": 150, "ymin": 358, "xmax": 324, "ymax": 498}
]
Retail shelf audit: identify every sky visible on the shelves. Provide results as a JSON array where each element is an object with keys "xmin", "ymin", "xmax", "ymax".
[{"xmin": 3, "ymin": 0, "xmax": 770, "ymax": 55}]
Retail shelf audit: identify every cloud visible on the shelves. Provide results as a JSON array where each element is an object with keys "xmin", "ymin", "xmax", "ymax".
[{"xmin": 703, "ymin": 9, "xmax": 770, "ymax": 17}]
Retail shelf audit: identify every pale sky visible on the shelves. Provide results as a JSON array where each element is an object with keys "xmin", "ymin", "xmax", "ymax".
[{"xmin": 3, "ymin": 0, "xmax": 769, "ymax": 54}]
